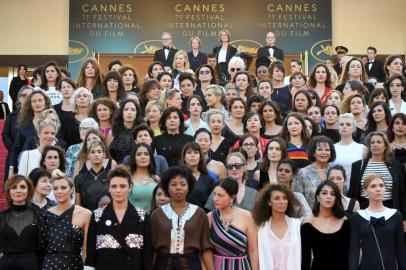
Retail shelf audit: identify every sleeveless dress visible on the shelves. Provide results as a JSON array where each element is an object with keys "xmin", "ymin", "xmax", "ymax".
[
  {"xmin": 41, "ymin": 206, "xmax": 84, "ymax": 270},
  {"xmin": 210, "ymin": 209, "xmax": 251, "ymax": 270}
]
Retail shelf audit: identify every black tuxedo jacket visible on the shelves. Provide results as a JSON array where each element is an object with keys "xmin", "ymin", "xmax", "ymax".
[
  {"xmin": 365, "ymin": 59, "xmax": 386, "ymax": 82},
  {"xmin": 256, "ymin": 46, "xmax": 284, "ymax": 61},
  {"xmin": 212, "ymin": 45, "xmax": 237, "ymax": 64},
  {"xmin": 153, "ymin": 47, "xmax": 178, "ymax": 68},
  {"xmin": 333, "ymin": 63, "xmax": 343, "ymax": 77}
]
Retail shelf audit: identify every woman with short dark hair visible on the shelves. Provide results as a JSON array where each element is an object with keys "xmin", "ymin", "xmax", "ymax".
[
  {"xmin": 0, "ymin": 175, "xmax": 41, "ymax": 270},
  {"xmin": 294, "ymin": 135, "xmax": 336, "ymax": 208},
  {"xmin": 209, "ymin": 178, "xmax": 259, "ymax": 270},
  {"xmin": 85, "ymin": 166, "xmax": 153, "ymax": 270},
  {"xmin": 150, "ymin": 166, "xmax": 214, "ymax": 270},
  {"xmin": 153, "ymin": 107, "xmax": 194, "ymax": 167}
]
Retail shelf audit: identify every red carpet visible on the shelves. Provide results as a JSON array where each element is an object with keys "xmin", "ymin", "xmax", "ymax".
[{"xmin": 0, "ymin": 120, "xmax": 7, "ymax": 210}]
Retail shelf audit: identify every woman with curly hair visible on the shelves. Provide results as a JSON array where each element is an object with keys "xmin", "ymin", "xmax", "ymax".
[{"xmin": 253, "ymin": 184, "xmax": 301, "ymax": 270}]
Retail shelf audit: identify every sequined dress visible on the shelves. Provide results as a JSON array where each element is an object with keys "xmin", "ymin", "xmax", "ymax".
[{"xmin": 41, "ymin": 206, "xmax": 84, "ymax": 270}]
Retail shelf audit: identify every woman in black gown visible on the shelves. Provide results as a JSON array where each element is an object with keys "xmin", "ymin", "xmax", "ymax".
[
  {"xmin": 349, "ymin": 174, "xmax": 406, "ymax": 270},
  {"xmin": 0, "ymin": 175, "xmax": 42, "ymax": 270},
  {"xmin": 301, "ymin": 180, "xmax": 350, "ymax": 270},
  {"xmin": 41, "ymin": 170, "xmax": 91, "ymax": 270},
  {"xmin": 85, "ymin": 166, "xmax": 153, "ymax": 270}
]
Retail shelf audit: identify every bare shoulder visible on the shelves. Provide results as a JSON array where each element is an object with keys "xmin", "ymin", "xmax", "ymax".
[
  {"xmin": 301, "ymin": 216, "xmax": 314, "ymax": 224},
  {"xmin": 74, "ymin": 205, "xmax": 92, "ymax": 217},
  {"xmin": 236, "ymin": 207, "xmax": 253, "ymax": 220}
]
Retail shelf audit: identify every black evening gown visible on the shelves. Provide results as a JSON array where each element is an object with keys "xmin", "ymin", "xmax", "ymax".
[
  {"xmin": 0, "ymin": 204, "xmax": 42, "ymax": 270},
  {"xmin": 301, "ymin": 219, "xmax": 351, "ymax": 270},
  {"xmin": 41, "ymin": 206, "xmax": 84, "ymax": 270}
]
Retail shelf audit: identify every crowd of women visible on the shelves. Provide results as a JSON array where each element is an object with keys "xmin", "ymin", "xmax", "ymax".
[{"xmin": 1, "ymin": 30, "xmax": 406, "ymax": 269}]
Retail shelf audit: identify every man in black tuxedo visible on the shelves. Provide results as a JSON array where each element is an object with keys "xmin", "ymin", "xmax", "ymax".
[
  {"xmin": 153, "ymin": 32, "xmax": 178, "ymax": 71},
  {"xmin": 256, "ymin": 32, "xmax": 284, "ymax": 61},
  {"xmin": 333, "ymin": 45, "xmax": 348, "ymax": 77},
  {"xmin": 365, "ymin": 46, "xmax": 386, "ymax": 82}
]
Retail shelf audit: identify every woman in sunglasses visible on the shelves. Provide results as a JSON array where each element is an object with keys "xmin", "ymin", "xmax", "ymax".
[
  {"xmin": 206, "ymin": 152, "xmax": 257, "ymax": 211},
  {"xmin": 195, "ymin": 64, "xmax": 217, "ymax": 110}
]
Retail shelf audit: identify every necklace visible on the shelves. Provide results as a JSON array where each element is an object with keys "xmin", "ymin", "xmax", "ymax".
[
  {"xmin": 89, "ymin": 167, "xmax": 104, "ymax": 181},
  {"xmin": 392, "ymin": 141, "xmax": 406, "ymax": 149},
  {"xmin": 142, "ymin": 176, "xmax": 154, "ymax": 185},
  {"xmin": 219, "ymin": 208, "xmax": 234, "ymax": 231}
]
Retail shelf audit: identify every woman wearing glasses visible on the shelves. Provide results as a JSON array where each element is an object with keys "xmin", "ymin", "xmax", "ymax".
[
  {"xmin": 195, "ymin": 64, "xmax": 217, "ymax": 110},
  {"xmin": 206, "ymin": 152, "xmax": 257, "ymax": 211}
]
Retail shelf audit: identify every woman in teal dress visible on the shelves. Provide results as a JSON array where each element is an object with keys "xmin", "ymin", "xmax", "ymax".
[{"xmin": 128, "ymin": 143, "xmax": 159, "ymax": 211}]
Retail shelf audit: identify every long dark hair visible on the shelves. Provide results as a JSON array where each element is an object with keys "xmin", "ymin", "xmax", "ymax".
[
  {"xmin": 102, "ymin": 71, "xmax": 125, "ymax": 102},
  {"xmin": 128, "ymin": 143, "xmax": 157, "ymax": 181},
  {"xmin": 313, "ymin": 180, "xmax": 345, "ymax": 218},
  {"xmin": 387, "ymin": 113, "xmax": 406, "ymax": 142},
  {"xmin": 112, "ymin": 99, "xmax": 142, "ymax": 137},
  {"xmin": 280, "ymin": 112, "xmax": 310, "ymax": 145},
  {"xmin": 181, "ymin": 142, "xmax": 209, "ymax": 175},
  {"xmin": 365, "ymin": 101, "xmax": 392, "ymax": 134}
]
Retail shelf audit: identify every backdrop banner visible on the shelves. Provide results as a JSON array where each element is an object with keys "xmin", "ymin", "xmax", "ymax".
[{"xmin": 68, "ymin": 0, "xmax": 332, "ymax": 78}]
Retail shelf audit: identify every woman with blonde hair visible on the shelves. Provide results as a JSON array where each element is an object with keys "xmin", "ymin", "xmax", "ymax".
[
  {"xmin": 18, "ymin": 119, "xmax": 59, "ymax": 177},
  {"xmin": 144, "ymin": 100, "xmax": 162, "ymax": 136},
  {"xmin": 172, "ymin": 50, "xmax": 194, "ymax": 89},
  {"xmin": 61, "ymin": 87, "xmax": 94, "ymax": 147},
  {"xmin": 202, "ymin": 84, "xmax": 228, "ymax": 121},
  {"xmin": 42, "ymin": 169, "xmax": 91, "ymax": 269},
  {"xmin": 349, "ymin": 174, "xmax": 406, "ymax": 269},
  {"xmin": 187, "ymin": 36, "xmax": 207, "ymax": 71}
]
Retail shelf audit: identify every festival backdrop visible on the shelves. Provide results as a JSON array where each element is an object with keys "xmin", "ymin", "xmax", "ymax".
[{"xmin": 68, "ymin": 0, "xmax": 332, "ymax": 78}]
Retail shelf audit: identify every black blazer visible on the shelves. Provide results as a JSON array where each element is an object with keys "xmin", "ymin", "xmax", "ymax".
[
  {"xmin": 333, "ymin": 63, "xmax": 343, "ymax": 77},
  {"xmin": 0, "ymin": 102, "xmax": 10, "ymax": 119},
  {"xmin": 212, "ymin": 45, "xmax": 237, "ymax": 64},
  {"xmin": 153, "ymin": 47, "xmax": 178, "ymax": 68},
  {"xmin": 256, "ymin": 46, "xmax": 284, "ymax": 61},
  {"xmin": 365, "ymin": 59, "xmax": 386, "ymax": 82},
  {"xmin": 348, "ymin": 159, "xmax": 406, "ymax": 219}
]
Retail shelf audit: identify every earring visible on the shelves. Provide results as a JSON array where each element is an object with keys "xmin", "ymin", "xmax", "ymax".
[{"xmin": 229, "ymin": 201, "xmax": 233, "ymax": 208}]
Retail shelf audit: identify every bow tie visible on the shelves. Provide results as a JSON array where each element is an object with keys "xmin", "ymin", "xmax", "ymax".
[
  {"xmin": 369, "ymin": 61, "xmax": 373, "ymax": 64},
  {"xmin": 370, "ymin": 216, "xmax": 386, "ymax": 226},
  {"xmin": 163, "ymin": 46, "xmax": 171, "ymax": 50},
  {"xmin": 267, "ymin": 46, "xmax": 275, "ymax": 49}
]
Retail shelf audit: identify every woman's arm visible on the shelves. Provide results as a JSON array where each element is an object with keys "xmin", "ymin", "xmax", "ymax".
[
  {"xmin": 81, "ymin": 209, "xmax": 92, "ymax": 262},
  {"xmin": 17, "ymin": 151, "xmax": 28, "ymax": 176},
  {"xmin": 246, "ymin": 212, "xmax": 259, "ymax": 270}
]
